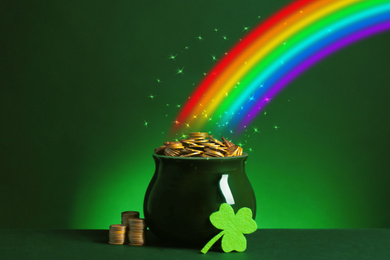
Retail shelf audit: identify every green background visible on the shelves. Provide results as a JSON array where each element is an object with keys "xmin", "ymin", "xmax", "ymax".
[{"xmin": 1, "ymin": 0, "xmax": 390, "ymax": 229}]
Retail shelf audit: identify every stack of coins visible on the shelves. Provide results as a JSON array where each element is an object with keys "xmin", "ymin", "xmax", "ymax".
[
  {"xmin": 121, "ymin": 211, "xmax": 140, "ymax": 226},
  {"xmin": 154, "ymin": 132, "xmax": 243, "ymax": 157},
  {"xmin": 108, "ymin": 224, "xmax": 127, "ymax": 245},
  {"xmin": 128, "ymin": 218, "xmax": 146, "ymax": 246}
]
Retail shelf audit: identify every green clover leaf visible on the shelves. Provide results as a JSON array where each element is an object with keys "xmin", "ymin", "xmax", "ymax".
[{"xmin": 200, "ymin": 203, "xmax": 257, "ymax": 254}]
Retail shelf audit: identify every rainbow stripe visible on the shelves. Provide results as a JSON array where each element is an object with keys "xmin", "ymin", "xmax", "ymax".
[{"xmin": 172, "ymin": 0, "xmax": 390, "ymax": 135}]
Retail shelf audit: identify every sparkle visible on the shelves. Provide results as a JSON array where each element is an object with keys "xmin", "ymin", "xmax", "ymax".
[
  {"xmin": 211, "ymin": 55, "xmax": 217, "ymax": 61},
  {"xmin": 249, "ymin": 148, "xmax": 253, "ymax": 152},
  {"xmin": 243, "ymin": 26, "xmax": 250, "ymax": 31},
  {"xmin": 257, "ymin": 15, "xmax": 261, "ymax": 19},
  {"xmin": 193, "ymin": 115, "xmax": 197, "ymax": 119},
  {"xmin": 230, "ymin": 130, "xmax": 234, "ymax": 134},
  {"xmin": 222, "ymin": 35, "xmax": 228, "ymax": 40},
  {"xmin": 264, "ymin": 111, "xmax": 267, "ymax": 115},
  {"xmin": 185, "ymin": 123, "xmax": 190, "ymax": 128},
  {"xmin": 181, "ymin": 134, "xmax": 187, "ymax": 138},
  {"xmin": 283, "ymin": 42, "xmax": 287, "ymax": 45},
  {"xmin": 149, "ymin": 94, "xmax": 156, "ymax": 99},
  {"xmin": 274, "ymin": 125, "xmax": 279, "ymax": 130},
  {"xmin": 184, "ymin": 46, "xmax": 189, "ymax": 50},
  {"xmin": 249, "ymin": 95, "xmax": 254, "ymax": 101},
  {"xmin": 174, "ymin": 120, "xmax": 180, "ymax": 125},
  {"xmin": 177, "ymin": 104, "xmax": 181, "ymax": 108},
  {"xmin": 143, "ymin": 120, "xmax": 148, "ymax": 127},
  {"xmin": 197, "ymin": 35, "xmax": 203, "ymax": 40},
  {"xmin": 265, "ymin": 97, "xmax": 271, "ymax": 102},
  {"xmin": 156, "ymin": 79, "xmax": 161, "ymax": 83},
  {"xmin": 300, "ymin": 10, "xmax": 303, "ymax": 13},
  {"xmin": 214, "ymin": 28, "xmax": 219, "ymax": 32},
  {"xmin": 253, "ymin": 127, "xmax": 260, "ymax": 133},
  {"xmin": 166, "ymin": 103, "xmax": 170, "ymax": 107},
  {"xmin": 168, "ymin": 54, "xmax": 177, "ymax": 60},
  {"xmin": 176, "ymin": 67, "xmax": 184, "ymax": 74}
]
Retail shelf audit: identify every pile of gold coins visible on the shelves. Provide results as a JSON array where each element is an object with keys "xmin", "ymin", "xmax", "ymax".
[
  {"xmin": 128, "ymin": 219, "xmax": 146, "ymax": 246},
  {"xmin": 154, "ymin": 132, "xmax": 243, "ymax": 157},
  {"xmin": 108, "ymin": 224, "xmax": 127, "ymax": 245},
  {"xmin": 108, "ymin": 211, "xmax": 146, "ymax": 246}
]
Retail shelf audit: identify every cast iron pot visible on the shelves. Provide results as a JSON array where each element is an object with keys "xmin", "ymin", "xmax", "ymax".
[{"xmin": 144, "ymin": 152, "xmax": 256, "ymax": 245}]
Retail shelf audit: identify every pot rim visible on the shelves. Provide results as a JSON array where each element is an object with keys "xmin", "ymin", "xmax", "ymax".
[{"xmin": 152, "ymin": 152, "xmax": 248, "ymax": 160}]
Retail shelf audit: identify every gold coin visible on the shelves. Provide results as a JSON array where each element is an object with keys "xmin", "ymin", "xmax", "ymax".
[
  {"xmin": 204, "ymin": 148, "xmax": 224, "ymax": 157},
  {"xmin": 154, "ymin": 146, "xmax": 166, "ymax": 155},
  {"xmin": 226, "ymin": 145, "xmax": 242, "ymax": 157},
  {"xmin": 222, "ymin": 136, "xmax": 235, "ymax": 148},
  {"xmin": 164, "ymin": 148, "xmax": 181, "ymax": 157},
  {"xmin": 180, "ymin": 152, "xmax": 202, "ymax": 157},
  {"xmin": 209, "ymin": 137, "xmax": 225, "ymax": 146},
  {"xmin": 109, "ymin": 224, "xmax": 127, "ymax": 231}
]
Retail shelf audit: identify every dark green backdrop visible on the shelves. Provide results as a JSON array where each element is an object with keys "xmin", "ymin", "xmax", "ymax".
[{"xmin": 1, "ymin": 0, "xmax": 390, "ymax": 229}]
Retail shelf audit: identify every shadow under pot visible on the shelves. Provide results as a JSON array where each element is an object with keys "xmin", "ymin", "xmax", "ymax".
[{"xmin": 144, "ymin": 153, "xmax": 256, "ymax": 245}]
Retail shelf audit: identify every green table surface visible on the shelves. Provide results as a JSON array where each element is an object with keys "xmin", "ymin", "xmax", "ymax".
[{"xmin": 1, "ymin": 229, "xmax": 389, "ymax": 260}]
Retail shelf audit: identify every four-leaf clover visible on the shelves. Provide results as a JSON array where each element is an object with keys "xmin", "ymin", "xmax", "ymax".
[{"xmin": 200, "ymin": 203, "xmax": 257, "ymax": 254}]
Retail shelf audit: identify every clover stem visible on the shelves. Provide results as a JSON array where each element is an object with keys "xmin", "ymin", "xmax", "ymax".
[{"xmin": 200, "ymin": 230, "xmax": 226, "ymax": 254}]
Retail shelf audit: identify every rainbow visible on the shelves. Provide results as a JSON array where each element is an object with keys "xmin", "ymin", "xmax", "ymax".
[{"xmin": 172, "ymin": 0, "xmax": 390, "ymax": 136}]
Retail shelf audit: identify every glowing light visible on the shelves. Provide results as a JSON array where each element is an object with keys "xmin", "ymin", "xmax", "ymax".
[
  {"xmin": 176, "ymin": 67, "xmax": 184, "ymax": 74},
  {"xmin": 168, "ymin": 54, "xmax": 177, "ymax": 60},
  {"xmin": 222, "ymin": 35, "xmax": 228, "ymax": 40},
  {"xmin": 156, "ymin": 79, "xmax": 161, "ymax": 83},
  {"xmin": 243, "ymin": 26, "xmax": 250, "ymax": 31},
  {"xmin": 197, "ymin": 35, "xmax": 204, "ymax": 40},
  {"xmin": 149, "ymin": 95, "xmax": 156, "ymax": 99},
  {"xmin": 143, "ymin": 120, "xmax": 148, "ymax": 127}
]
